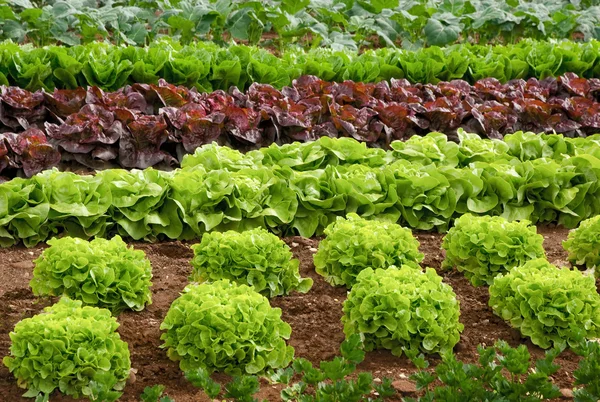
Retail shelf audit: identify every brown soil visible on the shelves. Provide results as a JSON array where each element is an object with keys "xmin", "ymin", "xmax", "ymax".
[{"xmin": 0, "ymin": 226, "xmax": 584, "ymax": 401}]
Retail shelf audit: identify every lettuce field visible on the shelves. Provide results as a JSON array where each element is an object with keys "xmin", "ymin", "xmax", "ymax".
[{"xmin": 2, "ymin": 1, "xmax": 600, "ymax": 401}]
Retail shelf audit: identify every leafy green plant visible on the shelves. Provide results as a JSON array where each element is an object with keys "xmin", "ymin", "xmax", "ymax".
[
  {"xmin": 573, "ymin": 340, "xmax": 600, "ymax": 402},
  {"xmin": 2, "ymin": 0, "xmax": 600, "ymax": 50},
  {"xmin": 3, "ymin": 133, "xmax": 600, "ymax": 247},
  {"xmin": 30, "ymin": 235, "xmax": 153, "ymax": 314},
  {"xmin": 185, "ymin": 334, "xmax": 397, "ymax": 401},
  {"xmin": 160, "ymin": 280, "xmax": 294, "ymax": 376},
  {"xmin": 489, "ymin": 258, "xmax": 600, "ymax": 349},
  {"xmin": 4, "ymin": 39, "xmax": 600, "ymax": 92},
  {"xmin": 140, "ymin": 385, "xmax": 175, "ymax": 402},
  {"xmin": 170, "ymin": 165, "xmax": 297, "ymax": 238},
  {"xmin": 190, "ymin": 227, "xmax": 312, "ymax": 297},
  {"xmin": 186, "ymin": 367, "xmax": 264, "ymax": 402},
  {"xmin": 406, "ymin": 340, "xmax": 562, "ymax": 402},
  {"xmin": 314, "ymin": 213, "xmax": 423, "ymax": 287},
  {"xmin": 276, "ymin": 334, "xmax": 396, "ymax": 401},
  {"xmin": 342, "ymin": 266, "xmax": 463, "ymax": 362},
  {"xmin": 3, "ymin": 298, "xmax": 130, "ymax": 401},
  {"xmin": 442, "ymin": 214, "xmax": 545, "ymax": 286},
  {"xmin": 563, "ymin": 215, "xmax": 600, "ymax": 274}
]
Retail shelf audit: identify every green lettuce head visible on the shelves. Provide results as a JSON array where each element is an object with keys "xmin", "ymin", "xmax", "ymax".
[
  {"xmin": 342, "ymin": 267, "xmax": 463, "ymax": 359},
  {"xmin": 190, "ymin": 227, "xmax": 312, "ymax": 297},
  {"xmin": 160, "ymin": 280, "xmax": 294, "ymax": 376},
  {"xmin": 314, "ymin": 213, "xmax": 423, "ymax": 287},
  {"xmin": 30, "ymin": 235, "xmax": 152, "ymax": 314},
  {"xmin": 3, "ymin": 298, "xmax": 130, "ymax": 400},
  {"xmin": 489, "ymin": 258, "xmax": 600, "ymax": 349},
  {"xmin": 563, "ymin": 215, "xmax": 600, "ymax": 274},
  {"xmin": 442, "ymin": 214, "xmax": 545, "ymax": 286}
]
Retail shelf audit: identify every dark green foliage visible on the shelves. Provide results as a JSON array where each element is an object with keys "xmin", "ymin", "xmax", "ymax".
[
  {"xmin": 573, "ymin": 341, "xmax": 600, "ymax": 402},
  {"xmin": 406, "ymin": 341, "xmax": 562, "ymax": 402},
  {"xmin": 1, "ymin": 0, "xmax": 600, "ymax": 49},
  {"xmin": 140, "ymin": 385, "xmax": 175, "ymax": 402},
  {"xmin": 185, "ymin": 367, "xmax": 263, "ymax": 402},
  {"xmin": 279, "ymin": 334, "xmax": 396, "ymax": 402}
]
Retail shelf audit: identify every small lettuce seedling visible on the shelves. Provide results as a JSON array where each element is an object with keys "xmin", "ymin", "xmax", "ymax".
[{"xmin": 140, "ymin": 385, "xmax": 175, "ymax": 402}]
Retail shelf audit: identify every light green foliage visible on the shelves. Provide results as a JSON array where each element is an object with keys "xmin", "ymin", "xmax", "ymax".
[
  {"xmin": 5, "ymin": 40, "xmax": 600, "ymax": 92},
  {"xmin": 34, "ymin": 169, "xmax": 112, "ymax": 241},
  {"xmin": 96, "ymin": 169, "xmax": 179, "ymax": 241},
  {"xmin": 563, "ymin": 215, "xmax": 600, "ymax": 274},
  {"xmin": 256, "ymin": 137, "xmax": 389, "ymax": 171},
  {"xmin": 3, "ymin": 298, "xmax": 130, "ymax": 401},
  {"xmin": 181, "ymin": 144, "xmax": 262, "ymax": 172},
  {"xmin": 160, "ymin": 280, "xmax": 294, "ymax": 376},
  {"xmin": 170, "ymin": 165, "xmax": 297, "ymax": 237},
  {"xmin": 5, "ymin": 133, "xmax": 600, "ymax": 247},
  {"xmin": 342, "ymin": 267, "xmax": 463, "ymax": 360},
  {"xmin": 489, "ymin": 258, "xmax": 600, "ymax": 349},
  {"xmin": 30, "ymin": 235, "xmax": 152, "ymax": 314},
  {"xmin": 314, "ymin": 213, "xmax": 423, "ymax": 287},
  {"xmin": 456, "ymin": 129, "xmax": 510, "ymax": 165},
  {"xmin": 390, "ymin": 132, "xmax": 459, "ymax": 167},
  {"xmin": 442, "ymin": 214, "xmax": 545, "ymax": 286},
  {"xmin": 190, "ymin": 228, "xmax": 312, "ymax": 297}
]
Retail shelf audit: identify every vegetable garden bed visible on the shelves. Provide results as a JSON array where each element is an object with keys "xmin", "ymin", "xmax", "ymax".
[
  {"xmin": 6, "ymin": 1, "xmax": 600, "ymax": 400},
  {"xmin": 0, "ymin": 226, "xmax": 585, "ymax": 401}
]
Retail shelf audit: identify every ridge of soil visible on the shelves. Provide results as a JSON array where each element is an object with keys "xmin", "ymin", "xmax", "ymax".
[{"xmin": 0, "ymin": 226, "xmax": 583, "ymax": 401}]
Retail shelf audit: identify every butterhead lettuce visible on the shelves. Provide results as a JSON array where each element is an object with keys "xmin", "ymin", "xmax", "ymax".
[
  {"xmin": 3, "ymin": 298, "xmax": 130, "ymax": 400},
  {"xmin": 160, "ymin": 280, "xmax": 294, "ymax": 376}
]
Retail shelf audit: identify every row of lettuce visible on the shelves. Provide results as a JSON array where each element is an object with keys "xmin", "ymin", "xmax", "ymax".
[
  {"xmin": 3, "ymin": 0, "xmax": 599, "ymax": 49},
  {"xmin": 4, "ymin": 72, "xmax": 600, "ymax": 177},
  {"xmin": 5, "ymin": 211, "xmax": 600, "ymax": 400},
  {"xmin": 2, "ymin": 39, "xmax": 600, "ymax": 91},
  {"xmin": 3, "ymin": 132, "xmax": 600, "ymax": 247}
]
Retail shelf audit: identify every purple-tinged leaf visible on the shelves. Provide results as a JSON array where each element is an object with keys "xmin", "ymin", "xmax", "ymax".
[
  {"xmin": 43, "ymin": 88, "xmax": 87, "ymax": 118},
  {"xmin": 5, "ymin": 128, "xmax": 61, "ymax": 177},
  {"xmin": 119, "ymin": 115, "xmax": 173, "ymax": 168},
  {"xmin": 0, "ymin": 87, "xmax": 46, "ymax": 130}
]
